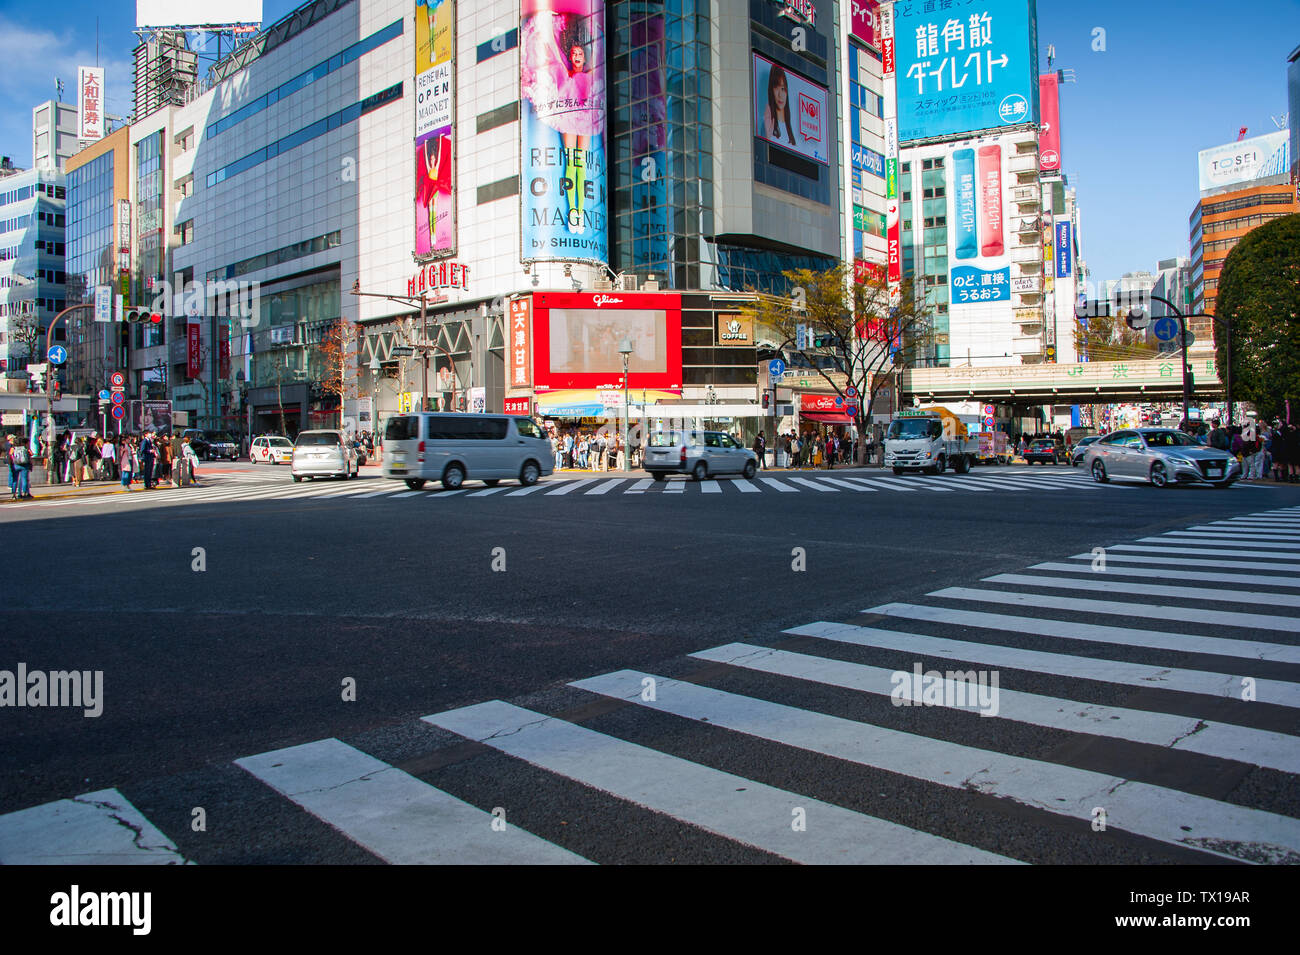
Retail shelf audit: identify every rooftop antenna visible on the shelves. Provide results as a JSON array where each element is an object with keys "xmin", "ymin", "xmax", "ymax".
[
  {"xmin": 1236, "ymin": 126, "xmax": 1249, "ymax": 141},
  {"xmin": 1045, "ymin": 44, "xmax": 1055, "ymax": 69},
  {"xmin": 1271, "ymin": 113, "xmax": 1288, "ymax": 131}
]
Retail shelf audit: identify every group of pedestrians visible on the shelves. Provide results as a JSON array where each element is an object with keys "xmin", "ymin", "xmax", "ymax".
[
  {"xmin": 780, "ymin": 431, "xmax": 855, "ymax": 469},
  {"xmin": 549, "ymin": 427, "xmax": 630, "ymax": 471},
  {"xmin": 4, "ymin": 430, "xmax": 203, "ymax": 500},
  {"xmin": 1206, "ymin": 418, "xmax": 1300, "ymax": 482}
]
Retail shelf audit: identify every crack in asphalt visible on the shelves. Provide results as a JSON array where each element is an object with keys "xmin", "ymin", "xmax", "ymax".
[{"xmin": 71, "ymin": 793, "xmax": 190, "ymax": 863}]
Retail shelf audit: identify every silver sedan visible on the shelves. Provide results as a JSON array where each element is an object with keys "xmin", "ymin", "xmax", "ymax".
[{"xmin": 1084, "ymin": 427, "xmax": 1240, "ymax": 488}]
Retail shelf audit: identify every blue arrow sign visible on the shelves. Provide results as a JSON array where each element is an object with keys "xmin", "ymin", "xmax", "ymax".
[
  {"xmin": 47, "ymin": 345, "xmax": 67, "ymax": 365},
  {"xmin": 98, "ymin": 390, "xmax": 111, "ymax": 400},
  {"xmin": 1152, "ymin": 317, "xmax": 1179, "ymax": 342},
  {"xmin": 768, "ymin": 359, "xmax": 786, "ymax": 377}
]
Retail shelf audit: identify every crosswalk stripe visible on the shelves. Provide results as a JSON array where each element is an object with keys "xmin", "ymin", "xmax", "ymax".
[
  {"xmin": 236, "ymin": 738, "xmax": 588, "ymax": 865},
  {"xmin": 1067, "ymin": 552, "xmax": 1300, "ymax": 572},
  {"xmin": 821, "ymin": 477, "xmax": 877, "ymax": 491},
  {"xmin": 425, "ymin": 699, "xmax": 1015, "ymax": 864},
  {"xmin": 505, "ymin": 483, "xmax": 549, "ymax": 496},
  {"xmin": 391, "ymin": 491, "xmax": 425, "ymax": 498},
  {"xmin": 929, "ymin": 586, "xmax": 1300, "ymax": 636},
  {"xmin": 869, "ymin": 600, "xmax": 1300, "ymax": 662},
  {"xmin": 1170, "ymin": 530, "xmax": 1300, "ymax": 541},
  {"xmin": 1111, "ymin": 543, "xmax": 1300, "ymax": 560},
  {"xmin": 734, "ymin": 479, "xmax": 762, "ymax": 492},
  {"xmin": 785, "ymin": 620, "xmax": 1300, "ymax": 708},
  {"xmin": 1143, "ymin": 536, "xmax": 1300, "ymax": 552},
  {"xmin": 1032, "ymin": 561, "xmax": 1300, "ymax": 589},
  {"xmin": 572, "ymin": 671, "xmax": 1300, "ymax": 864},
  {"xmin": 984, "ymin": 572, "xmax": 1300, "ymax": 608},
  {"xmin": 664, "ymin": 481, "xmax": 686, "ymax": 493},
  {"xmin": 586, "ymin": 479, "xmax": 625, "ymax": 495},
  {"xmin": 429, "ymin": 489, "xmax": 467, "ymax": 498},
  {"xmin": 759, "ymin": 477, "xmax": 799, "ymax": 492},
  {"xmin": 690, "ymin": 643, "xmax": 1300, "ymax": 774},
  {"xmin": 0, "ymin": 788, "xmax": 187, "ymax": 864},
  {"xmin": 625, "ymin": 478, "xmax": 654, "ymax": 494},
  {"xmin": 699, "ymin": 480, "xmax": 722, "ymax": 494},
  {"xmin": 466, "ymin": 487, "xmax": 508, "ymax": 497},
  {"xmin": 545, "ymin": 479, "xmax": 595, "ymax": 496},
  {"xmin": 860, "ymin": 477, "xmax": 919, "ymax": 491},
  {"xmin": 788, "ymin": 477, "xmax": 837, "ymax": 492}
]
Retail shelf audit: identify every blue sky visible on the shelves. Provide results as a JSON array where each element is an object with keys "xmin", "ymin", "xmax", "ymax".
[{"xmin": 1, "ymin": 0, "xmax": 1297, "ymax": 288}]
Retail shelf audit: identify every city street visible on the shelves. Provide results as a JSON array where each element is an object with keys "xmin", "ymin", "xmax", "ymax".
[{"xmin": 2, "ymin": 465, "xmax": 1298, "ymax": 864}]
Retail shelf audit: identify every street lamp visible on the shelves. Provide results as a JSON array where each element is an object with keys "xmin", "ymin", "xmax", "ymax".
[
  {"xmin": 369, "ymin": 353, "xmax": 382, "ymax": 440},
  {"xmin": 619, "ymin": 338, "xmax": 633, "ymax": 471},
  {"xmin": 1139, "ymin": 294, "xmax": 1228, "ymax": 428}
]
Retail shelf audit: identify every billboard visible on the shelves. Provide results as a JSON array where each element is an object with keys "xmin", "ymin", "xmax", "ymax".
[
  {"xmin": 78, "ymin": 67, "xmax": 104, "ymax": 141},
  {"xmin": 753, "ymin": 54, "xmax": 830, "ymax": 165},
  {"xmin": 948, "ymin": 140, "xmax": 1011, "ymax": 305},
  {"xmin": 1055, "ymin": 219, "xmax": 1071, "ymax": 278},
  {"xmin": 530, "ymin": 292, "xmax": 681, "ymax": 391},
  {"xmin": 895, "ymin": 0, "xmax": 1038, "ymax": 142},
  {"xmin": 508, "ymin": 297, "xmax": 532, "ymax": 390},
  {"xmin": 1197, "ymin": 131, "xmax": 1291, "ymax": 192},
  {"xmin": 1038, "ymin": 72, "xmax": 1060, "ymax": 171},
  {"xmin": 415, "ymin": 0, "xmax": 456, "ymax": 258},
  {"xmin": 849, "ymin": 1, "xmax": 879, "ymax": 47},
  {"xmin": 136, "ymin": 1, "xmax": 262, "ymax": 27},
  {"xmin": 520, "ymin": 0, "xmax": 608, "ymax": 266}
]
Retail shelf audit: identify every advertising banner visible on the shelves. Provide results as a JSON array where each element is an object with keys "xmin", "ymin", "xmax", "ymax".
[
  {"xmin": 852, "ymin": 144, "xmax": 885, "ymax": 180},
  {"xmin": 219, "ymin": 324, "xmax": 231, "ymax": 379},
  {"xmin": 895, "ymin": 0, "xmax": 1037, "ymax": 142},
  {"xmin": 716, "ymin": 313, "xmax": 754, "ymax": 347},
  {"xmin": 132, "ymin": 400, "xmax": 172, "ymax": 435},
  {"xmin": 850, "ymin": 0, "xmax": 879, "ymax": 46},
  {"xmin": 948, "ymin": 137, "xmax": 1013, "ymax": 305},
  {"xmin": 530, "ymin": 291, "xmax": 681, "ymax": 391},
  {"xmin": 78, "ymin": 67, "xmax": 104, "ymax": 141},
  {"xmin": 753, "ymin": 54, "xmax": 830, "ymax": 165},
  {"xmin": 187, "ymin": 324, "xmax": 202, "ymax": 379},
  {"xmin": 520, "ymin": 0, "xmax": 608, "ymax": 266},
  {"xmin": 1055, "ymin": 219, "xmax": 1071, "ymax": 278},
  {"xmin": 504, "ymin": 397, "xmax": 531, "ymax": 415},
  {"xmin": 1038, "ymin": 72, "xmax": 1060, "ymax": 171},
  {"xmin": 415, "ymin": 0, "xmax": 456, "ymax": 258},
  {"xmin": 509, "ymin": 296, "xmax": 532, "ymax": 389},
  {"xmin": 1197, "ymin": 131, "xmax": 1290, "ymax": 192}
]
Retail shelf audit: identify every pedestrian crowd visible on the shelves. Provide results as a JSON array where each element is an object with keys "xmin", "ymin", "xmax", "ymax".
[
  {"xmin": 6, "ymin": 430, "xmax": 203, "ymax": 500},
  {"xmin": 1205, "ymin": 418, "xmax": 1300, "ymax": 482},
  {"xmin": 779, "ymin": 431, "xmax": 859, "ymax": 469},
  {"xmin": 548, "ymin": 426, "xmax": 633, "ymax": 471}
]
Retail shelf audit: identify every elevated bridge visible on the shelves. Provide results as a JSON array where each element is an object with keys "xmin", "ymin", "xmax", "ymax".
[{"xmin": 902, "ymin": 356, "xmax": 1223, "ymax": 405}]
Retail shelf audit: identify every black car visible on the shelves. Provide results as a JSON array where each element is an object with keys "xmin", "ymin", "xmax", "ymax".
[
  {"xmin": 1024, "ymin": 438, "xmax": 1061, "ymax": 465},
  {"xmin": 182, "ymin": 429, "xmax": 239, "ymax": 461}
]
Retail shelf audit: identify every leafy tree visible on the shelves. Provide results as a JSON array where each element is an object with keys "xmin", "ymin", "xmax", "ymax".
[
  {"xmin": 314, "ymin": 318, "xmax": 361, "ymax": 430},
  {"xmin": 743, "ymin": 263, "xmax": 932, "ymax": 465},
  {"xmin": 1214, "ymin": 214, "xmax": 1300, "ymax": 422}
]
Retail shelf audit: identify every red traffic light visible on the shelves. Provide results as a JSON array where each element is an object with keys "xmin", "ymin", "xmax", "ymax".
[{"xmin": 150, "ymin": 312, "xmax": 163, "ymax": 324}]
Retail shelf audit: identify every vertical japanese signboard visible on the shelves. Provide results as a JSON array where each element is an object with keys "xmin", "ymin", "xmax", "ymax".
[
  {"xmin": 520, "ymin": 0, "xmax": 608, "ymax": 267},
  {"xmin": 894, "ymin": 0, "xmax": 1038, "ymax": 142},
  {"xmin": 850, "ymin": 1, "xmax": 879, "ymax": 46},
  {"xmin": 1038, "ymin": 72, "xmax": 1060, "ymax": 171},
  {"xmin": 948, "ymin": 138, "xmax": 1011, "ymax": 306},
  {"xmin": 415, "ymin": 0, "xmax": 456, "ymax": 258},
  {"xmin": 78, "ymin": 67, "xmax": 104, "ymax": 141},
  {"xmin": 1054, "ymin": 219, "xmax": 1071, "ymax": 278},
  {"xmin": 509, "ymin": 296, "xmax": 532, "ymax": 390},
  {"xmin": 187, "ymin": 324, "xmax": 202, "ymax": 379},
  {"xmin": 881, "ymin": 3, "xmax": 900, "ymax": 307}
]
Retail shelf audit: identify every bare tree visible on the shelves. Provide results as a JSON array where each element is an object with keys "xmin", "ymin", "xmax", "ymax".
[{"xmin": 743, "ymin": 264, "xmax": 934, "ymax": 465}]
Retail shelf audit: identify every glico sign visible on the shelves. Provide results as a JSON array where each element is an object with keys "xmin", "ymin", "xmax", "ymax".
[{"xmin": 408, "ymin": 259, "xmax": 471, "ymax": 297}]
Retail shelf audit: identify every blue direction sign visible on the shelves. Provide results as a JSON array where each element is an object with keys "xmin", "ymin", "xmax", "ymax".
[
  {"xmin": 768, "ymin": 358, "xmax": 786, "ymax": 377},
  {"xmin": 98, "ymin": 390, "xmax": 110, "ymax": 400},
  {"xmin": 47, "ymin": 345, "xmax": 67, "ymax": 365},
  {"xmin": 1152, "ymin": 317, "xmax": 1179, "ymax": 342}
]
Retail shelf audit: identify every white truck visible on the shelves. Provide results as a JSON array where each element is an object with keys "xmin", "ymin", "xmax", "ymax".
[{"xmin": 883, "ymin": 408, "xmax": 981, "ymax": 475}]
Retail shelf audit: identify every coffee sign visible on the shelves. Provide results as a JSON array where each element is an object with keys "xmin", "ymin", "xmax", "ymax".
[{"xmin": 716, "ymin": 313, "xmax": 753, "ymax": 347}]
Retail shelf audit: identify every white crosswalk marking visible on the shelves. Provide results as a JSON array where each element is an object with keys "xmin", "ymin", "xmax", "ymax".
[
  {"xmin": 821, "ymin": 477, "xmax": 876, "ymax": 491},
  {"xmin": 759, "ymin": 477, "xmax": 798, "ymax": 492},
  {"xmin": 625, "ymin": 479, "xmax": 654, "ymax": 494},
  {"xmin": 466, "ymin": 486, "xmax": 508, "ymax": 496},
  {"xmin": 545, "ymin": 479, "xmax": 596, "ymax": 495},
  {"xmin": 1148, "ymin": 534, "xmax": 1300, "ymax": 551},
  {"xmin": 505, "ymin": 482, "xmax": 550, "ymax": 495},
  {"xmin": 236, "ymin": 739, "xmax": 588, "ymax": 865},
  {"xmin": 0, "ymin": 788, "xmax": 187, "ymax": 864},
  {"xmin": 1031, "ymin": 561, "xmax": 1300, "ymax": 589},
  {"xmin": 699, "ymin": 480, "xmax": 722, "ymax": 493},
  {"xmin": 586, "ymin": 479, "xmax": 625, "ymax": 495},
  {"xmin": 664, "ymin": 481, "xmax": 686, "ymax": 493},
  {"xmin": 984, "ymin": 572, "xmax": 1300, "ymax": 607},
  {"xmin": 734, "ymin": 479, "xmax": 761, "ymax": 492},
  {"xmin": 425, "ymin": 700, "xmax": 1016, "ymax": 864},
  {"xmin": 571, "ymin": 671, "xmax": 1300, "ymax": 864},
  {"xmin": 1111, "ymin": 543, "xmax": 1300, "ymax": 560},
  {"xmin": 788, "ymin": 477, "xmax": 837, "ymax": 492},
  {"xmin": 689, "ymin": 644, "xmax": 1300, "ymax": 774},
  {"xmin": 1068, "ymin": 552, "xmax": 1300, "ymax": 572},
  {"xmin": 784, "ymin": 619, "xmax": 1300, "ymax": 708}
]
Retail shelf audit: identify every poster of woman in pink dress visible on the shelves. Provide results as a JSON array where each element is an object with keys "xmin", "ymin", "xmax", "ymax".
[
  {"xmin": 415, "ymin": 128, "xmax": 452, "ymax": 256},
  {"xmin": 520, "ymin": 0, "xmax": 608, "ymax": 265}
]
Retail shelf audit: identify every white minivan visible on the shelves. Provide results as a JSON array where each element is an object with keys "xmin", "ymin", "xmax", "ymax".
[{"xmin": 382, "ymin": 412, "xmax": 555, "ymax": 490}]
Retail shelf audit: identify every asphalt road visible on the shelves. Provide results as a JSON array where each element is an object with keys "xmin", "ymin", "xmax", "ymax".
[{"xmin": 1, "ymin": 463, "xmax": 1298, "ymax": 864}]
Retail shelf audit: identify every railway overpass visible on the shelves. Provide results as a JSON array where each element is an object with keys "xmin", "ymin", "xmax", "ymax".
[{"xmin": 901, "ymin": 356, "xmax": 1224, "ymax": 405}]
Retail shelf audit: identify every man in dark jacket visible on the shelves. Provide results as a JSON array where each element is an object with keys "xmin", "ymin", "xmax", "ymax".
[
  {"xmin": 752, "ymin": 431, "xmax": 766, "ymax": 469},
  {"xmin": 1207, "ymin": 420, "xmax": 1229, "ymax": 451},
  {"xmin": 139, "ymin": 432, "xmax": 157, "ymax": 490}
]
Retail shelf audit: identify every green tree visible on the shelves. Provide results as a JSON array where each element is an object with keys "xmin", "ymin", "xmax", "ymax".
[
  {"xmin": 1214, "ymin": 214, "xmax": 1300, "ymax": 422},
  {"xmin": 743, "ymin": 263, "xmax": 932, "ymax": 465}
]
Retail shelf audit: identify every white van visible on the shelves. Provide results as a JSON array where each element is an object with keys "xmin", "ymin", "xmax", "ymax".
[{"xmin": 382, "ymin": 412, "xmax": 554, "ymax": 490}]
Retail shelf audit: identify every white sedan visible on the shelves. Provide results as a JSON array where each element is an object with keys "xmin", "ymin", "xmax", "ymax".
[{"xmin": 250, "ymin": 435, "xmax": 294, "ymax": 465}]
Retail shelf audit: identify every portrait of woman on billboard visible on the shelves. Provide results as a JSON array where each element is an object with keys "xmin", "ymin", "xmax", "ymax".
[
  {"xmin": 762, "ymin": 63, "xmax": 796, "ymax": 147},
  {"xmin": 415, "ymin": 130, "xmax": 452, "ymax": 255},
  {"xmin": 521, "ymin": 0, "xmax": 606, "ymax": 236}
]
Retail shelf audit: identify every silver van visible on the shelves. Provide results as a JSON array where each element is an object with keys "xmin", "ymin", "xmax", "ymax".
[{"xmin": 382, "ymin": 413, "xmax": 554, "ymax": 490}]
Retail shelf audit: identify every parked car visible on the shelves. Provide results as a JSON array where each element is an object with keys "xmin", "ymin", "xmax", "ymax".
[
  {"xmin": 1023, "ymin": 438, "xmax": 1061, "ymax": 465},
  {"xmin": 1070, "ymin": 435, "xmax": 1100, "ymax": 467},
  {"xmin": 181, "ymin": 429, "xmax": 239, "ymax": 461},
  {"xmin": 291, "ymin": 430, "xmax": 358, "ymax": 481},
  {"xmin": 250, "ymin": 435, "xmax": 294, "ymax": 465},
  {"xmin": 644, "ymin": 430, "xmax": 758, "ymax": 481},
  {"xmin": 1084, "ymin": 428, "xmax": 1240, "ymax": 489},
  {"xmin": 381, "ymin": 412, "xmax": 554, "ymax": 490}
]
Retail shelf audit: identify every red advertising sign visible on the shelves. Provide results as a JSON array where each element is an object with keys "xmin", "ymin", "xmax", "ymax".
[
  {"xmin": 799, "ymin": 394, "xmax": 845, "ymax": 413},
  {"xmin": 530, "ymin": 291, "xmax": 682, "ymax": 392},
  {"xmin": 187, "ymin": 324, "xmax": 202, "ymax": 379},
  {"xmin": 850, "ymin": 0, "xmax": 878, "ymax": 46},
  {"xmin": 1038, "ymin": 73, "xmax": 1061, "ymax": 172},
  {"xmin": 218, "ymin": 325, "xmax": 231, "ymax": 379},
  {"xmin": 978, "ymin": 145, "xmax": 1004, "ymax": 257},
  {"xmin": 509, "ymin": 297, "xmax": 532, "ymax": 390},
  {"xmin": 886, "ymin": 198, "xmax": 901, "ymax": 284},
  {"xmin": 882, "ymin": 36, "xmax": 895, "ymax": 75},
  {"xmin": 855, "ymin": 258, "xmax": 886, "ymax": 284},
  {"xmin": 406, "ymin": 260, "xmax": 470, "ymax": 298},
  {"xmin": 503, "ymin": 397, "xmax": 531, "ymax": 415}
]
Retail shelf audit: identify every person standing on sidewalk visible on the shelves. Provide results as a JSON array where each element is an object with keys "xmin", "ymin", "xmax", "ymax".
[
  {"xmin": 7, "ymin": 435, "xmax": 33, "ymax": 499},
  {"xmin": 120, "ymin": 438, "xmax": 137, "ymax": 489},
  {"xmin": 6, "ymin": 435, "xmax": 16, "ymax": 499},
  {"xmin": 752, "ymin": 431, "xmax": 766, "ymax": 469},
  {"xmin": 139, "ymin": 432, "xmax": 157, "ymax": 489}
]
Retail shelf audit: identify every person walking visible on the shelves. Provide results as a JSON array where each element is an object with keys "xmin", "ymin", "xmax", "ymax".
[
  {"xmin": 139, "ymin": 432, "xmax": 157, "ymax": 490},
  {"xmin": 752, "ymin": 431, "xmax": 766, "ymax": 469},
  {"xmin": 69, "ymin": 436, "xmax": 86, "ymax": 487},
  {"xmin": 182, "ymin": 436, "xmax": 202, "ymax": 485},
  {"xmin": 120, "ymin": 438, "xmax": 137, "ymax": 489},
  {"xmin": 7, "ymin": 435, "xmax": 33, "ymax": 500},
  {"xmin": 99, "ymin": 436, "xmax": 117, "ymax": 481}
]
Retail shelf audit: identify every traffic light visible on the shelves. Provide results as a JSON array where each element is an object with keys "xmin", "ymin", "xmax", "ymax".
[
  {"xmin": 813, "ymin": 334, "xmax": 842, "ymax": 348},
  {"xmin": 1045, "ymin": 345, "xmax": 1057, "ymax": 362},
  {"xmin": 762, "ymin": 392, "xmax": 770, "ymax": 410},
  {"xmin": 51, "ymin": 378, "xmax": 61, "ymax": 400},
  {"xmin": 123, "ymin": 307, "xmax": 163, "ymax": 324},
  {"xmin": 458, "ymin": 394, "xmax": 466, "ymax": 412}
]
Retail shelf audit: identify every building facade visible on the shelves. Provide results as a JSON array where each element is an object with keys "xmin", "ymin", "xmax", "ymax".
[{"xmin": 0, "ymin": 165, "xmax": 67, "ymax": 374}]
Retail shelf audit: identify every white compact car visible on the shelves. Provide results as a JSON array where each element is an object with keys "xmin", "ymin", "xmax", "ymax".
[
  {"xmin": 291, "ymin": 430, "xmax": 359, "ymax": 481},
  {"xmin": 250, "ymin": 435, "xmax": 294, "ymax": 465},
  {"xmin": 382, "ymin": 412, "xmax": 554, "ymax": 490}
]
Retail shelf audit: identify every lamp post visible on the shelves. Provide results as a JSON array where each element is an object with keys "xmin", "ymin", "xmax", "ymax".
[
  {"xmin": 619, "ymin": 338, "xmax": 633, "ymax": 472},
  {"xmin": 1140, "ymin": 294, "xmax": 1225, "ymax": 428},
  {"xmin": 369, "ymin": 353, "xmax": 382, "ymax": 445},
  {"xmin": 43, "ymin": 303, "xmax": 95, "ymax": 450}
]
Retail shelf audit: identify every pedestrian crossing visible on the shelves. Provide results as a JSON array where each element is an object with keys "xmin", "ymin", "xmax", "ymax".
[
  {"xmin": 3, "ymin": 505, "xmax": 1298, "ymax": 864},
  {"xmin": 21, "ymin": 465, "xmax": 1226, "ymax": 512}
]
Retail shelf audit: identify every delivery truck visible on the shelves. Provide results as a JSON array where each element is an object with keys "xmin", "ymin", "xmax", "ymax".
[{"xmin": 883, "ymin": 408, "xmax": 982, "ymax": 475}]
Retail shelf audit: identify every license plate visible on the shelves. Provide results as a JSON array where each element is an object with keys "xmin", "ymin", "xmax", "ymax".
[
  {"xmin": 1207, "ymin": 468, "xmax": 1222, "ymax": 477},
  {"xmin": 391, "ymin": 465, "xmax": 406, "ymax": 473}
]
